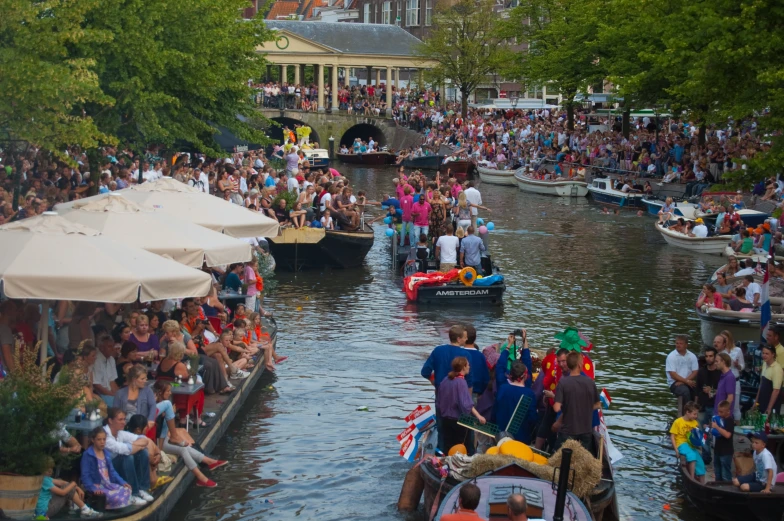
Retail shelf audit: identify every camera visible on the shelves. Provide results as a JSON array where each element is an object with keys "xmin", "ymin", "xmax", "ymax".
[
  {"xmin": 512, "ymin": 328, "xmax": 525, "ymax": 337},
  {"xmin": 201, "ymin": 319, "xmax": 210, "ymax": 325}
]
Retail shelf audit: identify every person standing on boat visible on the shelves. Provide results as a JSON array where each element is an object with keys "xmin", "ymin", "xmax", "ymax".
[
  {"xmin": 695, "ymin": 346, "xmax": 721, "ymax": 427},
  {"xmin": 494, "ymin": 361, "xmax": 538, "ymax": 444},
  {"xmin": 435, "ymin": 356, "xmax": 486, "ymax": 454},
  {"xmin": 463, "ymin": 182, "xmax": 483, "ymax": 229},
  {"xmin": 460, "ymin": 226, "xmax": 486, "ymax": 274},
  {"xmin": 553, "ymin": 351, "xmax": 600, "ymax": 453},
  {"xmin": 399, "ymin": 185, "xmax": 414, "ymax": 247},
  {"xmin": 411, "ymin": 195, "xmax": 432, "ymax": 245},
  {"xmin": 764, "ymin": 324, "xmax": 784, "ymax": 368},
  {"xmin": 435, "ymin": 224, "xmax": 460, "ymax": 272},
  {"xmin": 754, "ymin": 345, "xmax": 783, "ymax": 416},
  {"xmin": 666, "ymin": 335, "xmax": 699, "ymax": 409}
]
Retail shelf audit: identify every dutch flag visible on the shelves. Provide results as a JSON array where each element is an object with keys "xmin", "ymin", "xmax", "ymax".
[
  {"xmin": 600, "ymin": 388, "xmax": 612, "ymax": 410},
  {"xmin": 400, "ymin": 434, "xmax": 419, "ymax": 462},
  {"xmin": 761, "ymin": 243, "xmax": 774, "ymax": 342}
]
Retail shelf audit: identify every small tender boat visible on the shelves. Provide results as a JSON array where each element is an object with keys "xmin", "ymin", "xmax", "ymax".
[
  {"xmin": 655, "ymin": 222, "xmax": 733, "ymax": 255},
  {"xmin": 402, "ymin": 256, "xmax": 505, "ymax": 306},
  {"xmin": 440, "ymin": 159, "xmax": 476, "ymax": 179},
  {"xmin": 302, "ymin": 148, "xmax": 330, "ymax": 169},
  {"xmin": 642, "ymin": 197, "xmax": 699, "ymax": 220},
  {"xmin": 477, "ymin": 165, "xmax": 517, "ymax": 186},
  {"xmin": 267, "ymin": 224, "xmax": 374, "ymax": 270},
  {"xmin": 586, "ymin": 177, "xmax": 644, "ymax": 207},
  {"xmin": 514, "ymin": 171, "xmax": 589, "ymax": 197},
  {"xmin": 677, "ymin": 450, "xmax": 784, "ymax": 521},
  {"xmin": 402, "ymin": 154, "xmax": 445, "ymax": 170},
  {"xmin": 336, "ymin": 151, "xmax": 396, "ymax": 165},
  {"xmin": 697, "ymin": 208, "xmax": 771, "ymax": 228}
]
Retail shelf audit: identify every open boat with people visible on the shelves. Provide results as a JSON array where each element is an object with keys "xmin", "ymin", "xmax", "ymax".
[
  {"xmin": 641, "ymin": 197, "xmax": 699, "ymax": 220},
  {"xmin": 586, "ymin": 177, "xmax": 644, "ymax": 207},
  {"xmin": 477, "ymin": 165, "xmax": 517, "ymax": 186},
  {"xmin": 335, "ymin": 151, "xmax": 396, "ymax": 165},
  {"xmin": 440, "ymin": 159, "xmax": 476, "ymax": 180},
  {"xmin": 655, "ymin": 222, "xmax": 733, "ymax": 255},
  {"xmin": 267, "ymin": 224, "xmax": 374, "ymax": 270},
  {"xmin": 697, "ymin": 208, "xmax": 771, "ymax": 228},
  {"xmin": 514, "ymin": 170, "xmax": 589, "ymax": 197},
  {"xmin": 402, "ymin": 263, "xmax": 506, "ymax": 306},
  {"xmin": 302, "ymin": 148, "xmax": 330, "ymax": 169}
]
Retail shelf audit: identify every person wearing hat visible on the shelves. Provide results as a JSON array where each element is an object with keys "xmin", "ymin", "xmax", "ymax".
[
  {"xmin": 732, "ymin": 431, "xmax": 777, "ymax": 493},
  {"xmin": 693, "ymin": 218, "xmax": 708, "ymax": 238}
]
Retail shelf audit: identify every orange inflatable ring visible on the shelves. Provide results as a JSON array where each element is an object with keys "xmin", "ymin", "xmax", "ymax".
[{"xmin": 458, "ymin": 267, "xmax": 477, "ymax": 287}]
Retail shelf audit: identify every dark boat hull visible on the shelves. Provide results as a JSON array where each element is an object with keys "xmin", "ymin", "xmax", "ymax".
[
  {"xmin": 336, "ymin": 152, "xmax": 396, "ymax": 165},
  {"xmin": 268, "ymin": 227, "xmax": 374, "ymax": 270},
  {"xmin": 416, "ymin": 283, "xmax": 505, "ymax": 305},
  {"xmin": 439, "ymin": 160, "xmax": 476, "ymax": 179},
  {"xmin": 677, "ymin": 463, "xmax": 784, "ymax": 521},
  {"xmin": 403, "ymin": 155, "xmax": 445, "ymax": 170}
]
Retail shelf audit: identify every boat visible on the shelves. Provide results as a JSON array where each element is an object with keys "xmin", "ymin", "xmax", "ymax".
[
  {"xmin": 336, "ymin": 151, "xmax": 396, "ymax": 165},
  {"xmin": 477, "ymin": 165, "xmax": 517, "ymax": 186},
  {"xmin": 267, "ymin": 224, "xmax": 374, "ymax": 270},
  {"xmin": 641, "ymin": 197, "xmax": 699, "ymax": 220},
  {"xmin": 401, "ymin": 154, "xmax": 445, "ymax": 170},
  {"xmin": 401, "ymin": 254, "xmax": 505, "ymax": 306},
  {"xmin": 655, "ymin": 222, "xmax": 733, "ymax": 255},
  {"xmin": 303, "ymin": 148, "xmax": 330, "ymax": 169},
  {"xmin": 439, "ymin": 159, "xmax": 476, "ymax": 179},
  {"xmin": 586, "ymin": 177, "xmax": 644, "ymax": 207},
  {"xmin": 421, "ymin": 439, "xmax": 618, "ymax": 521},
  {"xmin": 677, "ymin": 461, "xmax": 784, "ymax": 521},
  {"xmin": 697, "ymin": 208, "xmax": 771, "ymax": 228},
  {"xmin": 435, "ymin": 472, "xmax": 593, "ymax": 521},
  {"xmin": 514, "ymin": 171, "xmax": 589, "ymax": 197}
]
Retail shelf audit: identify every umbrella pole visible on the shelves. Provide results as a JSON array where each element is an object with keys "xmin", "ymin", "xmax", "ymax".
[{"xmin": 39, "ymin": 300, "xmax": 51, "ymax": 371}]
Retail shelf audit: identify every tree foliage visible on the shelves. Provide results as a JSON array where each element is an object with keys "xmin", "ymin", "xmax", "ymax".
[
  {"xmin": 0, "ymin": 0, "xmax": 112, "ymax": 157},
  {"xmin": 416, "ymin": 0, "xmax": 510, "ymax": 117}
]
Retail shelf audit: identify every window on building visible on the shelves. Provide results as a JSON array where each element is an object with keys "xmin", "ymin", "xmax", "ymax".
[
  {"xmin": 382, "ymin": 1, "xmax": 392, "ymax": 23},
  {"xmin": 425, "ymin": 0, "xmax": 432, "ymax": 25},
  {"xmin": 363, "ymin": 3, "xmax": 370, "ymax": 23},
  {"xmin": 406, "ymin": 0, "xmax": 419, "ymax": 26},
  {"xmin": 526, "ymin": 85, "xmax": 543, "ymax": 100},
  {"xmin": 397, "ymin": 1, "xmax": 402, "ymax": 25}
]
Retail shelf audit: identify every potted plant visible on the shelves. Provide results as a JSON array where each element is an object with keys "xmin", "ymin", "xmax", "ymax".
[{"xmin": 0, "ymin": 342, "xmax": 84, "ymax": 519}]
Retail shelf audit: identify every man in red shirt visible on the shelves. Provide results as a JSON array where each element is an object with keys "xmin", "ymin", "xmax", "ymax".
[{"xmin": 441, "ymin": 483, "xmax": 486, "ymax": 521}]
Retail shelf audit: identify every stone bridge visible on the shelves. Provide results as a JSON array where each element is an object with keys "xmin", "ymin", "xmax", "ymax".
[{"xmin": 257, "ymin": 108, "xmax": 423, "ymax": 153}]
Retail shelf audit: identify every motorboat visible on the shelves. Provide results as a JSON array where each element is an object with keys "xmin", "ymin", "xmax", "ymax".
[
  {"xmin": 336, "ymin": 151, "xmax": 396, "ymax": 165},
  {"xmin": 302, "ymin": 148, "xmax": 330, "ymax": 169},
  {"xmin": 586, "ymin": 177, "xmax": 644, "ymax": 207},
  {"xmin": 401, "ymin": 154, "xmax": 445, "ymax": 170},
  {"xmin": 655, "ymin": 222, "xmax": 733, "ymax": 255},
  {"xmin": 477, "ymin": 165, "xmax": 517, "ymax": 186},
  {"xmin": 697, "ymin": 208, "xmax": 771, "ymax": 228},
  {"xmin": 401, "ymin": 256, "xmax": 505, "ymax": 306},
  {"xmin": 641, "ymin": 197, "xmax": 699, "ymax": 220},
  {"xmin": 439, "ymin": 159, "xmax": 476, "ymax": 180},
  {"xmin": 514, "ymin": 170, "xmax": 589, "ymax": 197},
  {"xmin": 267, "ymin": 224, "xmax": 374, "ymax": 270}
]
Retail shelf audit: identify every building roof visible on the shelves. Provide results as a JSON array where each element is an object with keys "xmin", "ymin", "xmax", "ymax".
[
  {"xmin": 265, "ymin": 20, "xmax": 424, "ymax": 56},
  {"xmin": 266, "ymin": 1, "xmax": 300, "ymax": 20}
]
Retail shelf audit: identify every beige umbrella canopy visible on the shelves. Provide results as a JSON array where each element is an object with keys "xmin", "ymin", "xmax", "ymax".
[
  {"xmin": 0, "ymin": 213, "xmax": 213, "ymax": 303},
  {"xmin": 56, "ymin": 193, "xmax": 252, "ymax": 268},
  {"xmin": 58, "ymin": 178, "xmax": 280, "ymax": 238}
]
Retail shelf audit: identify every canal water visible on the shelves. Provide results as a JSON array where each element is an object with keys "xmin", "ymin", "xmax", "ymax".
[{"xmin": 170, "ymin": 165, "xmax": 718, "ymax": 521}]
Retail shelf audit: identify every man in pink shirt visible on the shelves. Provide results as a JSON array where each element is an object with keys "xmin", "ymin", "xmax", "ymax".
[
  {"xmin": 411, "ymin": 195, "xmax": 432, "ymax": 243},
  {"xmin": 399, "ymin": 185, "xmax": 414, "ymax": 247}
]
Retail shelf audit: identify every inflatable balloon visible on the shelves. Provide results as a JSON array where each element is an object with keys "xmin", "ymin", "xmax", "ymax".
[
  {"xmin": 476, "ymin": 218, "xmax": 484, "ymax": 226},
  {"xmin": 385, "ymin": 228, "xmax": 395, "ymax": 237},
  {"xmin": 478, "ymin": 225, "xmax": 488, "ymax": 234},
  {"xmin": 383, "ymin": 216, "xmax": 392, "ymax": 224},
  {"xmin": 487, "ymin": 222, "xmax": 495, "ymax": 231}
]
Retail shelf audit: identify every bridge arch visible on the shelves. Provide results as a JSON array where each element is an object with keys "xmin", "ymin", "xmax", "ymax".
[
  {"xmin": 267, "ymin": 117, "xmax": 323, "ymax": 149},
  {"xmin": 340, "ymin": 123, "xmax": 387, "ymax": 149}
]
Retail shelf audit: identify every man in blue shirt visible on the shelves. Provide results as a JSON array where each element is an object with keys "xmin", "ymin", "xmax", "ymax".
[
  {"xmin": 460, "ymin": 226, "xmax": 486, "ymax": 273},
  {"xmin": 494, "ymin": 361, "xmax": 538, "ymax": 443}
]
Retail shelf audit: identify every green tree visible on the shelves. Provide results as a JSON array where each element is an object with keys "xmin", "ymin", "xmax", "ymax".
[
  {"xmin": 75, "ymin": 0, "xmax": 273, "ymax": 159},
  {"xmin": 0, "ymin": 0, "xmax": 112, "ymax": 156},
  {"xmin": 415, "ymin": 0, "xmax": 510, "ymax": 118},
  {"xmin": 504, "ymin": 0, "xmax": 607, "ymax": 129}
]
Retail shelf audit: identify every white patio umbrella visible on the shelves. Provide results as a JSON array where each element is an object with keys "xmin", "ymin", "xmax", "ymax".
[
  {"xmin": 0, "ymin": 213, "xmax": 213, "ymax": 364},
  {"xmin": 57, "ymin": 177, "xmax": 280, "ymax": 238},
  {"xmin": 57, "ymin": 193, "xmax": 252, "ymax": 268}
]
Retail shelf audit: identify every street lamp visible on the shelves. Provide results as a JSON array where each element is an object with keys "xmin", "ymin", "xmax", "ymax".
[{"xmin": 511, "ymin": 96, "xmax": 519, "ymax": 111}]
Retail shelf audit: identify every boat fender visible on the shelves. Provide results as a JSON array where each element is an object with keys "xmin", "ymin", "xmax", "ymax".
[
  {"xmin": 397, "ymin": 464, "xmax": 425, "ymax": 512},
  {"xmin": 459, "ymin": 267, "xmax": 477, "ymax": 286}
]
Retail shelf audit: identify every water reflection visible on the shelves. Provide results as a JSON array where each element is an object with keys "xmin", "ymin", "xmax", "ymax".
[{"xmin": 169, "ymin": 165, "xmax": 717, "ymax": 521}]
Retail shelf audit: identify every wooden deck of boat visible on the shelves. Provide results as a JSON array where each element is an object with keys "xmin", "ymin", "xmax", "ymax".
[{"xmin": 52, "ymin": 319, "xmax": 278, "ymax": 521}]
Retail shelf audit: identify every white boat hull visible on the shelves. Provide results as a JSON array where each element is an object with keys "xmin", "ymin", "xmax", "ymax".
[
  {"xmin": 477, "ymin": 166, "xmax": 517, "ymax": 186},
  {"xmin": 655, "ymin": 223, "xmax": 732, "ymax": 255},
  {"xmin": 514, "ymin": 172, "xmax": 589, "ymax": 197}
]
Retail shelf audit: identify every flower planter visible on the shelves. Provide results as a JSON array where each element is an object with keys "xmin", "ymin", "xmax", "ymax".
[{"xmin": 0, "ymin": 473, "xmax": 43, "ymax": 519}]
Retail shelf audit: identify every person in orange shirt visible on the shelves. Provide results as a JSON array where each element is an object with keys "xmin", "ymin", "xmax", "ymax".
[{"xmin": 441, "ymin": 483, "xmax": 486, "ymax": 521}]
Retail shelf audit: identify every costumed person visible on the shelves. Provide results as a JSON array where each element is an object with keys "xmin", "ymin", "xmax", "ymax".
[
  {"xmin": 495, "ymin": 329, "xmax": 533, "ymax": 392},
  {"xmin": 493, "ymin": 361, "xmax": 539, "ymax": 443}
]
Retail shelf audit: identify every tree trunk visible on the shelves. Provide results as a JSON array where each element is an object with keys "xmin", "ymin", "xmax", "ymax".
[
  {"xmin": 87, "ymin": 148, "xmax": 101, "ymax": 196},
  {"xmin": 461, "ymin": 87, "xmax": 469, "ymax": 119},
  {"xmin": 698, "ymin": 122, "xmax": 707, "ymax": 148},
  {"xmin": 622, "ymin": 108, "xmax": 630, "ymax": 140},
  {"xmin": 566, "ymin": 102, "xmax": 574, "ymax": 131},
  {"xmin": 11, "ymin": 151, "xmax": 22, "ymax": 211}
]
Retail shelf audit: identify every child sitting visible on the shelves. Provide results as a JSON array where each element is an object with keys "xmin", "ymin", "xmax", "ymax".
[
  {"xmin": 321, "ymin": 209, "xmax": 334, "ymax": 230},
  {"xmin": 36, "ymin": 456, "xmax": 99, "ymax": 519},
  {"xmin": 669, "ymin": 401, "xmax": 706, "ymax": 482},
  {"xmin": 733, "ymin": 432, "xmax": 778, "ymax": 493},
  {"xmin": 711, "ymin": 400, "xmax": 735, "ymax": 481}
]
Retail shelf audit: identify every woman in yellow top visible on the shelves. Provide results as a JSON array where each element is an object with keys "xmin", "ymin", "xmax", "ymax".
[{"xmin": 669, "ymin": 401, "xmax": 705, "ymax": 482}]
